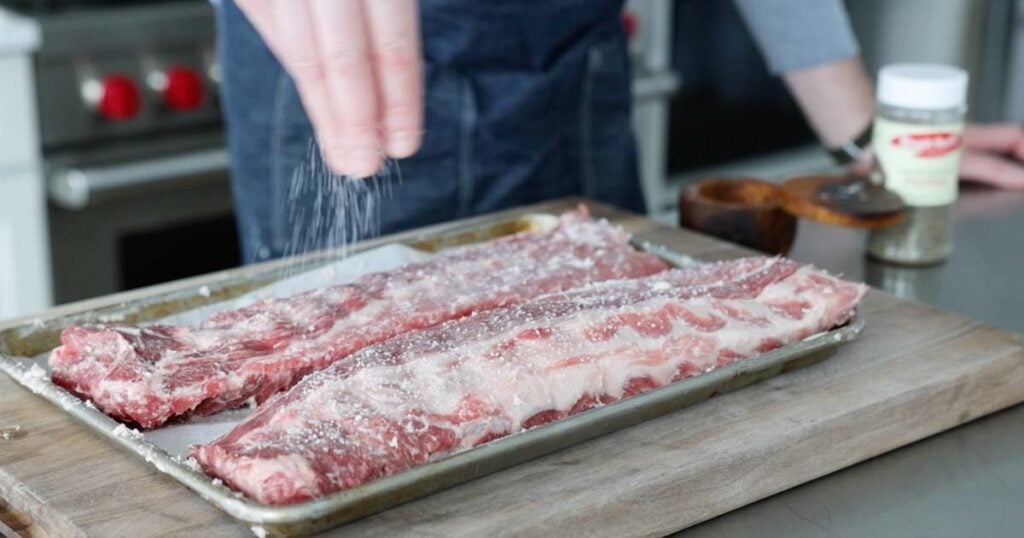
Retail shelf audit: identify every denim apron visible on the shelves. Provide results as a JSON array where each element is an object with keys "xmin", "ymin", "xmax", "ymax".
[{"xmin": 216, "ymin": 0, "xmax": 642, "ymax": 262}]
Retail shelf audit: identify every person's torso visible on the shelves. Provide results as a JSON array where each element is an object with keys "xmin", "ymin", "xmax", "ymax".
[{"xmin": 420, "ymin": 0, "xmax": 625, "ymax": 71}]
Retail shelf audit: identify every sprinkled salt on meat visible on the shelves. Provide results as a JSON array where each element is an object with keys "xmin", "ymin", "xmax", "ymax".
[
  {"xmin": 48, "ymin": 210, "xmax": 668, "ymax": 428},
  {"xmin": 192, "ymin": 257, "xmax": 867, "ymax": 505}
]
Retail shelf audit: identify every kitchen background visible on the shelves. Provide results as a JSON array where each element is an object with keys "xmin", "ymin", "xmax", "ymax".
[{"xmin": 0, "ymin": 0, "xmax": 1021, "ymax": 319}]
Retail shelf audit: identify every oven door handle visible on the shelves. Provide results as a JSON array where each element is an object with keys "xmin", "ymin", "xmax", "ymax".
[{"xmin": 48, "ymin": 148, "xmax": 229, "ymax": 210}]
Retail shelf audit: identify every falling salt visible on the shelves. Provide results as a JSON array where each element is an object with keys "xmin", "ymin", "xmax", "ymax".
[
  {"xmin": 1, "ymin": 426, "xmax": 21, "ymax": 440},
  {"xmin": 278, "ymin": 141, "xmax": 398, "ymax": 278},
  {"xmin": 198, "ymin": 285, "xmax": 212, "ymax": 298},
  {"xmin": 250, "ymin": 525, "xmax": 268, "ymax": 538},
  {"xmin": 320, "ymin": 265, "xmax": 338, "ymax": 283}
]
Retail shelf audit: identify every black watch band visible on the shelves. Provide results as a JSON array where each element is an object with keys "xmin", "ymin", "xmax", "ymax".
[{"xmin": 827, "ymin": 123, "xmax": 873, "ymax": 165}]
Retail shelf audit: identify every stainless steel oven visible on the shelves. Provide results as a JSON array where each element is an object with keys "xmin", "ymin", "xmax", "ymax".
[{"xmin": 4, "ymin": 0, "xmax": 240, "ymax": 305}]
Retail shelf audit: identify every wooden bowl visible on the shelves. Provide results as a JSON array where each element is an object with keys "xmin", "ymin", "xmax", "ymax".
[{"xmin": 678, "ymin": 178, "xmax": 797, "ymax": 255}]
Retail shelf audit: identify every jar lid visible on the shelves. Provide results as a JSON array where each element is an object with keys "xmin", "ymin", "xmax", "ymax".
[{"xmin": 877, "ymin": 63, "xmax": 968, "ymax": 110}]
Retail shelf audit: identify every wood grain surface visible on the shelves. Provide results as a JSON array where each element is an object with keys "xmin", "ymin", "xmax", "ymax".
[{"xmin": 1, "ymin": 198, "xmax": 1022, "ymax": 537}]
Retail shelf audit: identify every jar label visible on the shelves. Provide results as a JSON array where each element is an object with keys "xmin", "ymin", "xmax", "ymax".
[{"xmin": 873, "ymin": 117, "xmax": 964, "ymax": 207}]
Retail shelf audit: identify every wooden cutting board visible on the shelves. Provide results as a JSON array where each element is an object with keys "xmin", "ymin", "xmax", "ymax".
[{"xmin": 2, "ymin": 198, "xmax": 1022, "ymax": 537}]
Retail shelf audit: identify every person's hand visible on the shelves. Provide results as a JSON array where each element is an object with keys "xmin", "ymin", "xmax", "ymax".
[
  {"xmin": 236, "ymin": 0, "xmax": 423, "ymax": 177},
  {"xmin": 960, "ymin": 123, "xmax": 1024, "ymax": 189}
]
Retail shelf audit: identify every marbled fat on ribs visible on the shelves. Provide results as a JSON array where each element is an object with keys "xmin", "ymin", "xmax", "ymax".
[
  {"xmin": 192, "ymin": 257, "xmax": 866, "ymax": 505},
  {"xmin": 48, "ymin": 211, "xmax": 669, "ymax": 428}
]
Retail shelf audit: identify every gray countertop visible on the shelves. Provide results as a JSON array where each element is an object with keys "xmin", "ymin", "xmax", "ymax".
[{"xmin": 683, "ymin": 185, "xmax": 1024, "ymax": 537}]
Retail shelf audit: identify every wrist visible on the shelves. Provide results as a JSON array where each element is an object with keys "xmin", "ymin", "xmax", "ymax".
[
  {"xmin": 826, "ymin": 121, "xmax": 873, "ymax": 166},
  {"xmin": 846, "ymin": 145, "xmax": 875, "ymax": 177}
]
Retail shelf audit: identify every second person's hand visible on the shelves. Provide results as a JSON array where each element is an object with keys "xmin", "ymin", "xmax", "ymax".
[
  {"xmin": 236, "ymin": 0, "xmax": 423, "ymax": 177},
  {"xmin": 960, "ymin": 123, "xmax": 1024, "ymax": 190}
]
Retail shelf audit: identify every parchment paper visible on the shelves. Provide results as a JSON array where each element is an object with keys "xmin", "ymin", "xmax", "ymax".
[{"xmin": 19, "ymin": 243, "xmax": 433, "ymax": 457}]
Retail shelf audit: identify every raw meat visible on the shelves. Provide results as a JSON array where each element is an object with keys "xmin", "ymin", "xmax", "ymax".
[
  {"xmin": 192, "ymin": 257, "xmax": 867, "ymax": 505},
  {"xmin": 49, "ymin": 211, "xmax": 668, "ymax": 428}
]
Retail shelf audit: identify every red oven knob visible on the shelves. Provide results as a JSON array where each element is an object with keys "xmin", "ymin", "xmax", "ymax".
[
  {"xmin": 163, "ymin": 66, "xmax": 204, "ymax": 111},
  {"xmin": 98, "ymin": 75, "xmax": 141, "ymax": 120},
  {"xmin": 621, "ymin": 10, "xmax": 638, "ymax": 40}
]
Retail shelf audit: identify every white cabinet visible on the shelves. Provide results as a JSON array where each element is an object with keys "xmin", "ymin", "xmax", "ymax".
[
  {"xmin": 625, "ymin": 0, "xmax": 680, "ymax": 214},
  {"xmin": 0, "ymin": 11, "xmax": 51, "ymax": 319}
]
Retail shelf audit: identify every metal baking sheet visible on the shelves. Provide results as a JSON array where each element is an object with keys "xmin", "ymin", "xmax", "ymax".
[{"xmin": 0, "ymin": 212, "xmax": 863, "ymax": 537}]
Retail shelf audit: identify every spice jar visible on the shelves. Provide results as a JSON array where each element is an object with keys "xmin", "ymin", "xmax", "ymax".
[{"xmin": 867, "ymin": 64, "xmax": 968, "ymax": 265}]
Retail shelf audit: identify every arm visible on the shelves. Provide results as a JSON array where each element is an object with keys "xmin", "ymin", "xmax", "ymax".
[
  {"xmin": 732, "ymin": 0, "xmax": 872, "ymax": 171},
  {"xmin": 781, "ymin": 58, "xmax": 874, "ymax": 150},
  {"xmin": 782, "ymin": 58, "xmax": 875, "ymax": 177},
  {"xmin": 785, "ymin": 58, "xmax": 1024, "ymax": 188},
  {"xmin": 734, "ymin": 0, "xmax": 1024, "ymax": 188}
]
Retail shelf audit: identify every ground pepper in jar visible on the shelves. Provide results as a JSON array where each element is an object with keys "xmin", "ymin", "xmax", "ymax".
[{"xmin": 867, "ymin": 64, "xmax": 968, "ymax": 265}]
